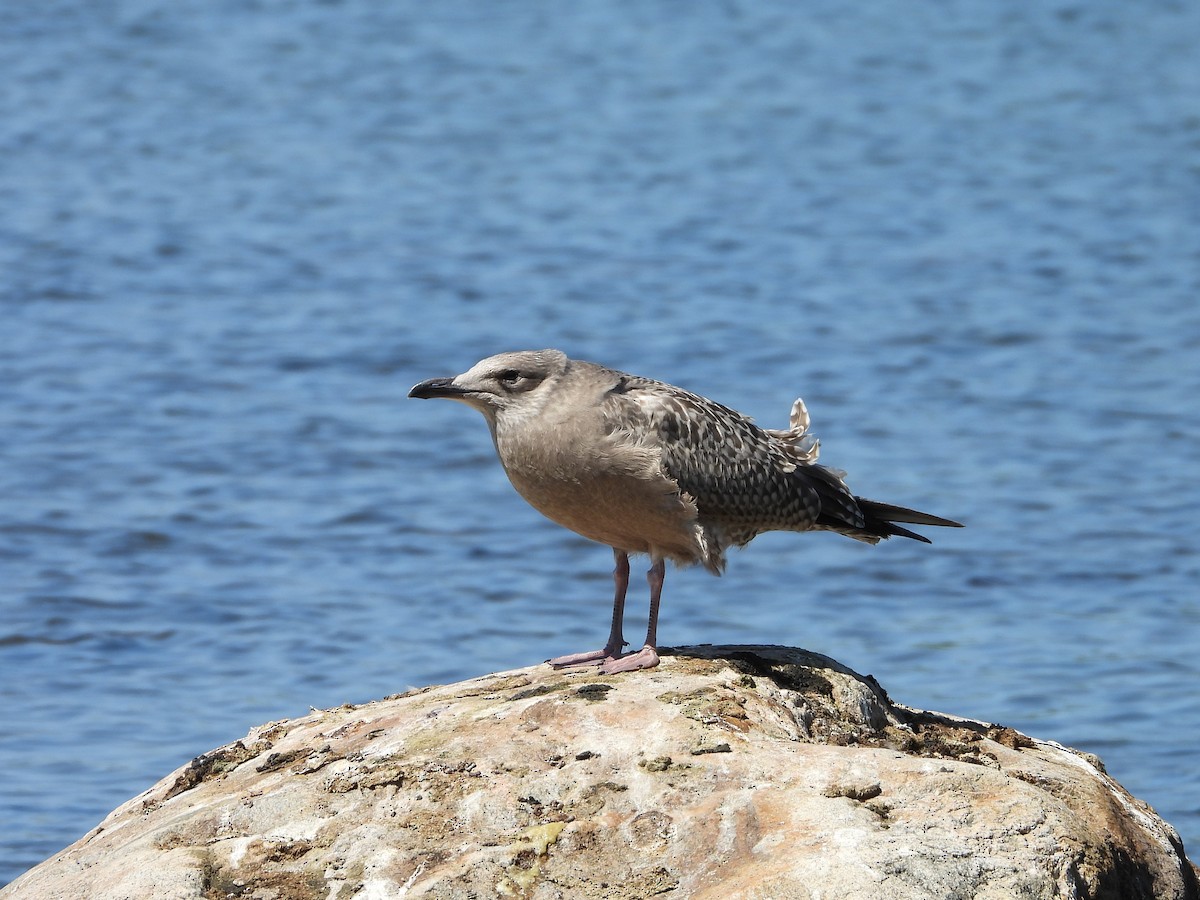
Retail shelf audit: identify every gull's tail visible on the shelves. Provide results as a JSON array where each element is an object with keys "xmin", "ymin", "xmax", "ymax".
[
  {"xmin": 855, "ymin": 498, "xmax": 964, "ymax": 544},
  {"xmin": 802, "ymin": 464, "xmax": 963, "ymax": 544}
]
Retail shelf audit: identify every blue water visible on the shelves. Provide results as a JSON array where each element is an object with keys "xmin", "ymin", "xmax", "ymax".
[{"xmin": 3, "ymin": 0, "xmax": 1198, "ymax": 885}]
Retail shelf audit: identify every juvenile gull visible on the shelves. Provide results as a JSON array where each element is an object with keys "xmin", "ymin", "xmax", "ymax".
[{"xmin": 409, "ymin": 349, "xmax": 962, "ymax": 674}]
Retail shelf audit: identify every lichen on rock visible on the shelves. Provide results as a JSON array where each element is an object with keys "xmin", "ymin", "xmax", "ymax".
[{"xmin": 3, "ymin": 645, "xmax": 1197, "ymax": 900}]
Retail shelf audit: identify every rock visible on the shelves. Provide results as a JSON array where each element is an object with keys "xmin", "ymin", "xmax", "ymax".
[{"xmin": 4, "ymin": 645, "xmax": 1197, "ymax": 899}]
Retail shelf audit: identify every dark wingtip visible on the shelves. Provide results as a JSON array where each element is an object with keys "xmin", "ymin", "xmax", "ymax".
[
  {"xmin": 855, "ymin": 498, "xmax": 963, "ymax": 543},
  {"xmin": 885, "ymin": 523, "xmax": 934, "ymax": 543},
  {"xmin": 858, "ymin": 499, "xmax": 964, "ymax": 530}
]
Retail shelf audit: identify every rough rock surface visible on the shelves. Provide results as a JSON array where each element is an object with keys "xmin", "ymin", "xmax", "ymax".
[{"xmin": 5, "ymin": 645, "xmax": 1197, "ymax": 899}]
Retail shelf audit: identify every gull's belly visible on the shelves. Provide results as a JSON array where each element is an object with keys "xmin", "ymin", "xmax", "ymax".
[{"xmin": 505, "ymin": 466, "xmax": 701, "ymax": 561}]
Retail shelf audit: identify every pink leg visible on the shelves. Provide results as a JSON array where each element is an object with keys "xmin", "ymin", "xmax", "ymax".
[
  {"xmin": 599, "ymin": 557, "xmax": 664, "ymax": 674},
  {"xmin": 548, "ymin": 550, "xmax": 630, "ymax": 668}
]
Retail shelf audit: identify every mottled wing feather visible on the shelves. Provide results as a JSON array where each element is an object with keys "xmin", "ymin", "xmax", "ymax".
[
  {"xmin": 805, "ymin": 463, "xmax": 869, "ymax": 533},
  {"xmin": 601, "ymin": 374, "xmax": 835, "ymax": 545}
]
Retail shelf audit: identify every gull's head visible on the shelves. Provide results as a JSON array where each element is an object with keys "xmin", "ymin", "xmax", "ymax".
[{"xmin": 408, "ymin": 349, "xmax": 569, "ymax": 426}]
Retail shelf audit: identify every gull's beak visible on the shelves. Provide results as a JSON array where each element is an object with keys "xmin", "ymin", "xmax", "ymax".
[{"xmin": 408, "ymin": 376, "xmax": 470, "ymax": 400}]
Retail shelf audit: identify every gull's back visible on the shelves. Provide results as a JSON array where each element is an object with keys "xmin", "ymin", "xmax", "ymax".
[{"xmin": 598, "ymin": 371, "xmax": 835, "ymax": 557}]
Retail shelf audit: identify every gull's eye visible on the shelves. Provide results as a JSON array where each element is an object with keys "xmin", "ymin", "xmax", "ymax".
[{"xmin": 494, "ymin": 368, "xmax": 544, "ymax": 393}]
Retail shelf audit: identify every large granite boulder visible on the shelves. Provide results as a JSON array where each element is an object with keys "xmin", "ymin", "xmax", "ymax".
[{"xmin": 4, "ymin": 646, "xmax": 1196, "ymax": 899}]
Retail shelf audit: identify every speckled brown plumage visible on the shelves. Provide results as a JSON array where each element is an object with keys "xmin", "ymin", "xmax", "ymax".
[{"xmin": 410, "ymin": 349, "xmax": 962, "ymax": 674}]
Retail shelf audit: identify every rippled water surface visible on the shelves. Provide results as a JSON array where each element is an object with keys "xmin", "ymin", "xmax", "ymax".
[{"xmin": 3, "ymin": 1, "xmax": 1199, "ymax": 885}]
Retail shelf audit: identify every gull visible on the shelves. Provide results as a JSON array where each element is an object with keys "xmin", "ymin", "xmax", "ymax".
[{"xmin": 409, "ymin": 349, "xmax": 962, "ymax": 674}]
